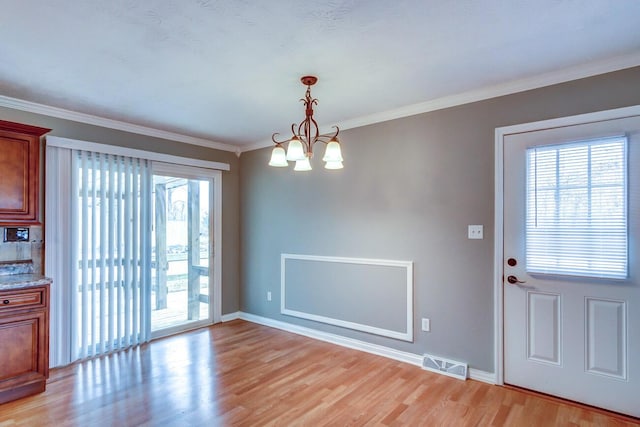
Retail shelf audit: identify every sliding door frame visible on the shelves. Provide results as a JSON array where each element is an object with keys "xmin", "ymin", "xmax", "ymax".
[
  {"xmin": 150, "ymin": 162, "xmax": 222, "ymax": 339},
  {"xmin": 45, "ymin": 136, "xmax": 227, "ymax": 367}
]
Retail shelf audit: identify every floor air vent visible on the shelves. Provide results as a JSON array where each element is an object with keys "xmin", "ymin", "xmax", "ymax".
[{"xmin": 422, "ymin": 354, "xmax": 468, "ymax": 380}]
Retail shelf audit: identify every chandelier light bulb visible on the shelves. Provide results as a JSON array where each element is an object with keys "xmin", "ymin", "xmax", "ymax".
[
  {"xmin": 286, "ymin": 136, "xmax": 305, "ymax": 161},
  {"xmin": 268, "ymin": 145, "xmax": 288, "ymax": 167},
  {"xmin": 294, "ymin": 157, "xmax": 312, "ymax": 171},
  {"xmin": 322, "ymin": 138, "xmax": 343, "ymax": 162},
  {"xmin": 324, "ymin": 160, "xmax": 344, "ymax": 170}
]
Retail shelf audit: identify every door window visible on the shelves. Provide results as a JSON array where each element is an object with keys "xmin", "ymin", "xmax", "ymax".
[{"xmin": 526, "ymin": 136, "xmax": 627, "ymax": 279}]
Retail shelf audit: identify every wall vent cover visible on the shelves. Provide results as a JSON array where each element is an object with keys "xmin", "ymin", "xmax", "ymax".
[{"xmin": 422, "ymin": 353, "xmax": 468, "ymax": 380}]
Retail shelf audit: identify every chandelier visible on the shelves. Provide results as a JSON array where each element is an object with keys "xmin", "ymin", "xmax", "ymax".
[{"xmin": 269, "ymin": 76, "xmax": 343, "ymax": 171}]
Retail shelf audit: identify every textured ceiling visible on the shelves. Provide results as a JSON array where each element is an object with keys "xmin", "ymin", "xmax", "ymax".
[{"xmin": 0, "ymin": 0, "xmax": 639, "ymax": 150}]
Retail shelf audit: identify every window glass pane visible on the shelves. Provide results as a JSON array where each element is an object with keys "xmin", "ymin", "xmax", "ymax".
[
  {"xmin": 558, "ymin": 146, "xmax": 588, "ymax": 187},
  {"xmin": 526, "ymin": 136, "xmax": 627, "ymax": 279},
  {"xmin": 591, "ymin": 144, "xmax": 625, "ymax": 185}
]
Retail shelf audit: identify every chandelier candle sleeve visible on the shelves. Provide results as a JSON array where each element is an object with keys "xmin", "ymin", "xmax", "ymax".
[
  {"xmin": 294, "ymin": 157, "xmax": 312, "ymax": 171},
  {"xmin": 270, "ymin": 76, "xmax": 343, "ymax": 171},
  {"xmin": 268, "ymin": 144, "xmax": 288, "ymax": 167},
  {"xmin": 286, "ymin": 137, "xmax": 305, "ymax": 161}
]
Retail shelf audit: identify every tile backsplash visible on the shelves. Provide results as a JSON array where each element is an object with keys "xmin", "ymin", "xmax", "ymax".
[{"xmin": 0, "ymin": 226, "xmax": 43, "ymax": 274}]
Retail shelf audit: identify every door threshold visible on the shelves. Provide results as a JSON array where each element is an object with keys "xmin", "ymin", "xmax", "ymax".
[{"xmin": 504, "ymin": 383, "xmax": 640, "ymax": 423}]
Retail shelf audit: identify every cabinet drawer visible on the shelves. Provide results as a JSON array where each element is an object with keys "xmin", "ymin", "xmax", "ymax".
[{"xmin": 0, "ymin": 290, "xmax": 43, "ymax": 310}]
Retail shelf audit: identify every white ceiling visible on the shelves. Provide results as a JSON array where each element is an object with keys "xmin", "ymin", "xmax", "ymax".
[{"xmin": 1, "ymin": 0, "xmax": 639, "ymax": 151}]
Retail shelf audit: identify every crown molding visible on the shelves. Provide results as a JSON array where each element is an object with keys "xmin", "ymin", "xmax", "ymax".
[
  {"xmin": 2, "ymin": 52, "xmax": 638, "ymax": 155},
  {"xmin": 0, "ymin": 95, "xmax": 240, "ymax": 153},
  {"xmin": 242, "ymin": 52, "xmax": 640, "ymax": 153}
]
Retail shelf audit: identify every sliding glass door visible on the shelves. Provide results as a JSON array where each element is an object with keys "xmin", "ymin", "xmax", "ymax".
[
  {"xmin": 46, "ymin": 141, "xmax": 225, "ymax": 367},
  {"xmin": 151, "ymin": 163, "xmax": 217, "ymax": 337},
  {"xmin": 71, "ymin": 158, "xmax": 218, "ymax": 355}
]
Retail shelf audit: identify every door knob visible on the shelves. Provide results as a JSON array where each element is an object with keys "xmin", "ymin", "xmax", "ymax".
[{"xmin": 507, "ymin": 275, "xmax": 526, "ymax": 284}]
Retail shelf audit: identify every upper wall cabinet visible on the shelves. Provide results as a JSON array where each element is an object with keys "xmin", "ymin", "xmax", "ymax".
[{"xmin": 0, "ymin": 120, "xmax": 51, "ymax": 225}]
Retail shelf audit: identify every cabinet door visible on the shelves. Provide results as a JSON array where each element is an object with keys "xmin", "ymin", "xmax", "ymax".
[
  {"xmin": 0, "ymin": 121, "xmax": 50, "ymax": 225},
  {"xmin": 0, "ymin": 310, "xmax": 47, "ymax": 383},
  {"xmin": 0, "ymin": 309, "xmax": 48, "ymax": 404}
]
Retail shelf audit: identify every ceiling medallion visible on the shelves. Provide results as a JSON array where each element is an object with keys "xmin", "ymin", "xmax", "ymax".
[{"xmin": 269, "ymin": 76, "xmax": 343, "ymax": 171}]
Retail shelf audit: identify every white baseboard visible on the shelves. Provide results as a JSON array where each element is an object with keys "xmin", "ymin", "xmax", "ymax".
[
  {"xmin": 237, "ymin": 312, "xmax": 496, "ymax": 384},
  {"xmin": 468, "ymin": 369, "xmax": 497, "ymax": 384},
  {"xmin": 221, "ymin": 311, "xmax": 241, "ymax": 322}
]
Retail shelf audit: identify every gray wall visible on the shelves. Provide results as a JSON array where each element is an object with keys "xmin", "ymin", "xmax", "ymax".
[
  {"xmin": 0, "ymin": 106, "xmax": 241, "ymax": 315},
  {"xmin": 283, "ymin": 257, "xmax": 410, "ymax": 336},
  {"xmin": 239, "ymin": 66, "xmax": 640, "ymax": 372}
]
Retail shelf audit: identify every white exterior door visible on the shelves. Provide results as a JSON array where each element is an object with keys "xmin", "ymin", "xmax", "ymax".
[{"xmin": 503, "ymin": 113, "xmax": 640, "ymax": 417}]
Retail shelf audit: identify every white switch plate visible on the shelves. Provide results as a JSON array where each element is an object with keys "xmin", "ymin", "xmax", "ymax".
[
  {"xmin": 421, "ymin": 318, "xmax": 430, "ymax": 332},
  {"xmin": 468, "ymin": 225, "xmax": 483, "ymax": 239},
  {"xmin": 267, "ymin": 291, "xmax": 272, "ymax": 301}
]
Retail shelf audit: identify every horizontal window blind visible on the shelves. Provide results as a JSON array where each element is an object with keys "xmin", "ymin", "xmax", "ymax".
[{"xmin": 526, "ymin": 136, "xmax": 627, "ymax": 279}]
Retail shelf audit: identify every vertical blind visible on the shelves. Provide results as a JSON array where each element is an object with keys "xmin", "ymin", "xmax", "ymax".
[
  {"xmin": 72, "ymin": 150, "xmax": 152, "ymax": 359},
  {"xmin": 526, "ymin": 136, "xmax": 628, "ymax": 279}
]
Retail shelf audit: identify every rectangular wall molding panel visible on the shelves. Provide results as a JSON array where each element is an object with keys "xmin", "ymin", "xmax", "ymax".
[{"xmin": 281, "ymin": 254, "xmax": 413, "ymax": 341}]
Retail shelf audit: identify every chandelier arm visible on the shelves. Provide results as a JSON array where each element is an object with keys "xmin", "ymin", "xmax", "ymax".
[
  {"xmin": 310, "ymin": 117, "xmax": 320, "ymax": 142},
  {"xmin": 271, "ymin": 132, "xmax": 288, "ymax": 144},
  {"xmin": 307, "ymin": 127, "xmax": 341, "ymax": 144}
]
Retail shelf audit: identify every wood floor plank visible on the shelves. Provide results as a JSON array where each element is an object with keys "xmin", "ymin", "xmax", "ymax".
[{"xmin": 0, "ymin": 320, "xmax": 638, "ymax": 426}]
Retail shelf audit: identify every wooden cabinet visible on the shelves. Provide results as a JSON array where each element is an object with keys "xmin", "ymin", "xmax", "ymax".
[
  {"xmin": 0, "ymin": 284, "xmax": 50, "ymax": 404},
  {"xmin": 0, "ymin": 120, "xmax": 51, "ymax": 225}
]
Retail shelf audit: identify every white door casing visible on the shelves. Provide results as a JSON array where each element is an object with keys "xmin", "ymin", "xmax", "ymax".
[
  {"xmin": 495, "ymin": 106, "xmax": 640, "ymax": 417},
  {"xmin": 150, "ymin": 162, "xmax": 223, "ymax": 339}
]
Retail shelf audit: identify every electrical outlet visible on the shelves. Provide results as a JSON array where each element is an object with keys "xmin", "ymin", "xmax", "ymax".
[
  {"xmin": 421, "ymin": 318, "xmax": 430, "ymax": 332},
  {"xmin": 267, "ymin": 291, "xmax": 272, "ymax": 302},
  {"xmin": 468, "ymin": 225, "xmax": 483, "ymax": 239}
]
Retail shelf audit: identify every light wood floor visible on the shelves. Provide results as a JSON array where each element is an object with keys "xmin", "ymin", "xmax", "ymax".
[{"xmin": 0, "ymin": 320, "xmax": 637, "ymax": 426}]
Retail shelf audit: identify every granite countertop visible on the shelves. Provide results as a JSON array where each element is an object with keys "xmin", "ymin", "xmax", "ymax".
[
  {"xmin": 0, "ymin": 261, "xmax": 51, "ymax": 291},
  {"xmin": 0, "ymin": 274, "xmax": 51, "ymax": 291}
]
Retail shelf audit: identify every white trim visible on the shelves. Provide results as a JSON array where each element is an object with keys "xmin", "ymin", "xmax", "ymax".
[
  {"xmin": 282, "ymin": 253, "xmax": 414, "ymax": 268},
  {"xmin": 280, "ymin": 253, "xmax": 413, "ymax": 342},
  {"xmin": 494, "ymin": 125, "xmax": 505, "ymax": 386},
  {"xmin": 221, "ymin": 311, "xmax": 241, "ymax": 322},
  {"xmin": 212, "ymin": 170, "xmax": 223, "ymax": 324},
  {"xmin": 242, "ymin": 52, "xmax": 640, "ymax": 152},
  {"xmin": 45, "ymin": 146, "xmax": 74, "ymax": 368},
  {"xmin": 493, "ymin": 104, "xmax": 640, "ymax": 386},
  {"xmin": 149, "ymin": 162, "xmax": 223, "ymax": 337},
  {"xmin": 46, "ymin": 136, "xmax": 230, "ymax": 171},
  {"xmin": 243, "ymin": 311, "xmax": 421, "ymax": 364},
  {"xmin": 238, "ymin": 312, "xmax": 496, "ymax": 384},
  {"xmin": 495, "ymin": 105, "xmax": 640, "ymax": 136},
  {"xmin": 1, "ymin": 53, "xmax": 637, "ymax": 155},
  {"xmin": 150, "ymin": 161, "xmax": 222, "ymax": 180},
  {"xmin": 469, "ymin": 369, "xmax": 497, "ymax": 384},
  {"xmin": 0, "ymin": 94, "xmax": 238, "ymax": 153}
]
